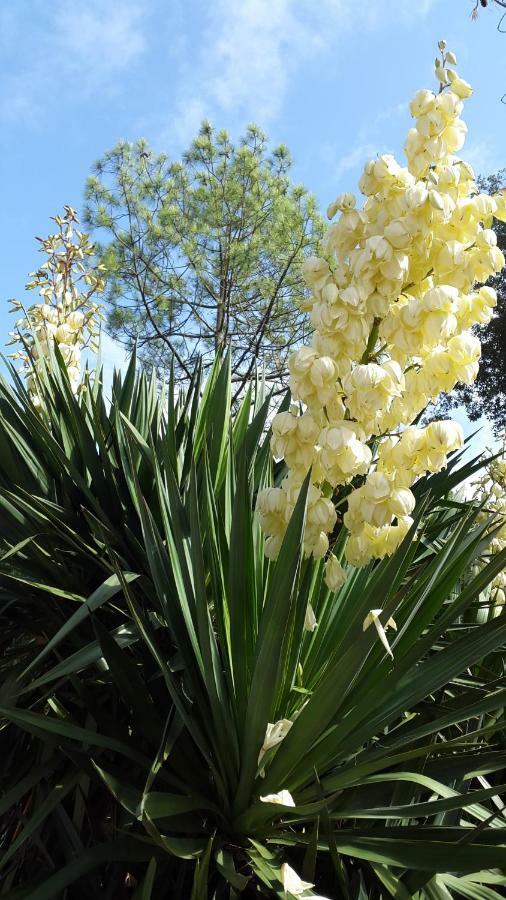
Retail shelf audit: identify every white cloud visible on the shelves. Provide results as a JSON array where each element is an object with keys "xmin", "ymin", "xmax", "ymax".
[
  {"xmin": 204, "ymin": 0, "xmax": 324, "ymax": 121},
  {"xmin": 171, "ymin": 97, "xmax": 208, "ymax": 148},
  {"xmin": 167, "ymin": 0, "xmax": 435, "ymax": 147},
  {"xmin": 374, "ymin": 102, "xmax": 409, "ymax": 127},
  {"xmin": 413, "ymin": 0, "xmax": 438, "ymax": 17},
  {"xmin": 54, "ymin": 1, "xmax": 145, "ymax": 82},
  {"xmin": 463, "ymin": 138, "xmax": 504, "ymax": 177},
  {"xmin": 0, "ymin": 1, "xmax": 146, "ymax": 123},
  {"xmin": 169, "ymin": 0, "xmax": 332, "ymax": 140},
  {"xmin": 329, "ymin": 98, "xmax": 409, "ymax": 184},
  {"xmin": 333, "ymin": 142, "xmax": 379, "ymax": 179}
]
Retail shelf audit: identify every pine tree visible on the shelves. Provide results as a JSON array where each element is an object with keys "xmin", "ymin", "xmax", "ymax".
[{"xmin": 84, "ymin": 124, "xmax": 323, "ymax": 398}]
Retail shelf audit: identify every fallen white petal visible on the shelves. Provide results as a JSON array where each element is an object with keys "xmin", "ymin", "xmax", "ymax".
[
  {"xmin": 260, "ymin": 789, "xmax": 295, "ymax": 807},
  {"xmin": 281, "ymin": 863, "xmax": 314, "ymax": 895}
]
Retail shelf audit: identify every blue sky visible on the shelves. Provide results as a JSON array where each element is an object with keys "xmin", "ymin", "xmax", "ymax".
[{"xmin": 0, "ymin": 0, "xmax": 505, "ymax": 443}]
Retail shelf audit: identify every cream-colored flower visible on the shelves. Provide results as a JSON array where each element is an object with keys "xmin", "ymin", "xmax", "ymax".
[
  {"xmin": 327, "ymin": 192, "xmax": 356, "ymax": 219},
  {"xmin": 304, "ymin": 603, "xmax": 318, "ymax": 632},
  {"xmin": 257, "ymin": 44, "xmax": 504, "ymax": 573},
  {"xmin": 288, "ymin": 348, "xmax": 338, "ymax": 409},
  {"xmin": 448, "ymin": 73, "xmax": 473, "ymax": 99},
  {"xmin": 260, "ymin": 790, "xmax": 295, "ymax": 807},
  {"xmin": 324, "ymin": 556, "xmax": 347, "ymax": 591}
]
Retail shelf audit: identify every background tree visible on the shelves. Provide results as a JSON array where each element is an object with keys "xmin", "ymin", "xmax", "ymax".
[
  {"xmin": 471, "ymin": 0, "xmax": 506, "ymax": 104},
  {"xmin": 84, "ymin": 124, "xmax": 323, "ymax": 398},
  {"xmin": 471, "ymin": 0, "xmax": 506, "ymax": 15},
  {"xmin": 435, "ymin": 169, "xmax": 506, "ymax": 435}
]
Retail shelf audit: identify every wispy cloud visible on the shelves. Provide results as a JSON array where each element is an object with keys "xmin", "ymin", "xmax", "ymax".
[
  {"xmin": 169, "ymin": 0, "xmax": 334, "ymax": 142},
  {"xmin": 463, "ymin": 138, "xmax": 504, "ymax": 176},
  {"xmin": 0, "ymin": 1, "xmax": 147, "ymax": 124},
  {"xmin": 54, "ymin": 2, "xmax": 145, "ymax": 83},
  {"xmin": 204, "ymin": 0, "xmax": 324, "ymax": 121},
  {"xmin": 330, "ymin": 102, "xmax": 407, "ymax": 184},
  {"xmin": 166, "ymin": 0, "xmax": 436, "ymax": 147},
  {"xmin": 333, "ymin": 142, "xmax": 379, "ymax": 180}
]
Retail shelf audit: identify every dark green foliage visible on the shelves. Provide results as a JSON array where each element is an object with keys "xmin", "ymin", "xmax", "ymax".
[{"xmin": 0, "ymin": 354, "xmax": 505, "ymax": 899}]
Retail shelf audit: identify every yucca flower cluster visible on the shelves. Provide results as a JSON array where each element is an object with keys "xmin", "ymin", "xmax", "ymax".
[
  {"xmin": 9, "ymin": 206, "xmax": 105, "ymax": 403},
  {"xmin": 257, "ymin": 43, "xmax": 506, "ymax": 581}
]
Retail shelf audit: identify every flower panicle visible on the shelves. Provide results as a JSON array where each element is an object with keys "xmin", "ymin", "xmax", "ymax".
[{"xmin": 256, "ymin": 44, "xmax": 505, "ymax": 575}]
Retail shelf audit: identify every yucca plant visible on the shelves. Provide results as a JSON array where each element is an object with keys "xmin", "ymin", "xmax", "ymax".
[{"xmin": 0, "ymin": 353, "xmax": 505, "ymax": 900}]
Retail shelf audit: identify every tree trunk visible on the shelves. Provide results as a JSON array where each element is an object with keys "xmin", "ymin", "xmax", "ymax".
[{"xmin": 215, "ymin": 300, "xmax": 225, "ymax": 351}]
